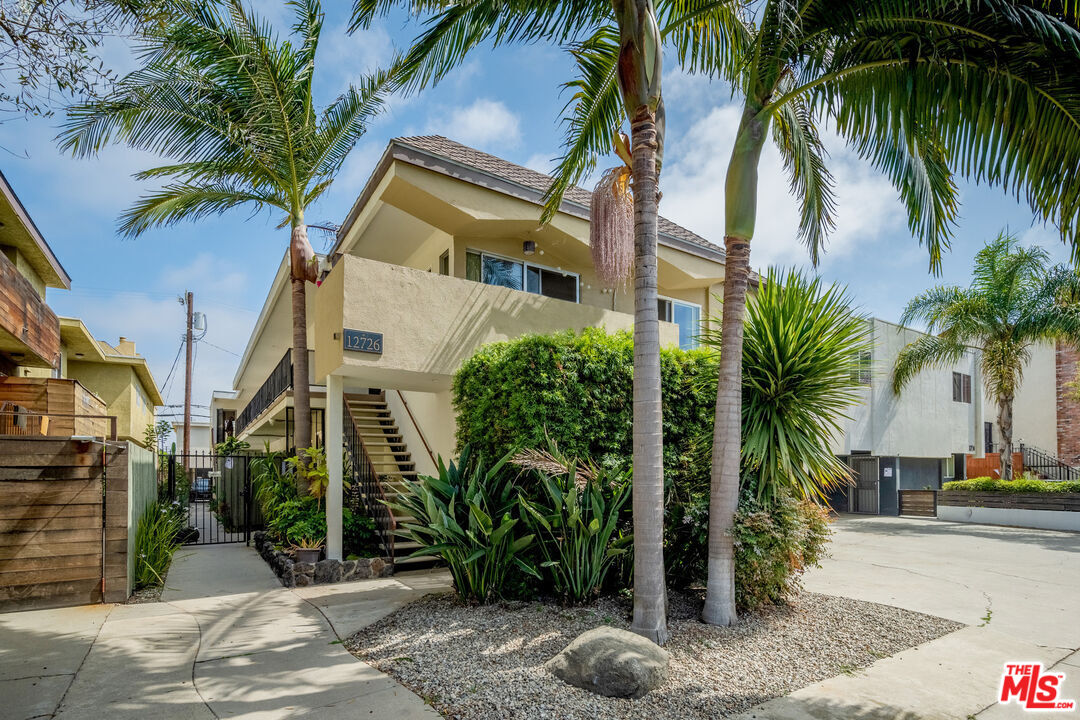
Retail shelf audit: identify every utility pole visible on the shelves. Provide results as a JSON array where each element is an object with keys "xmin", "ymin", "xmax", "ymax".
[{"xmin": 183, "ymin": 291, "xmax": 193, "ymax": 460}]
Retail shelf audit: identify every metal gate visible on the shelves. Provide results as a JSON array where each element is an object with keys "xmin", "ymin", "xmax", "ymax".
[
  {"xmin": 850, "ymin": 456, "xmax": 880, "ymax": 514},
  {"xmin": 161, "ymin": 453, "xmax": 262, "ymax": 545}
]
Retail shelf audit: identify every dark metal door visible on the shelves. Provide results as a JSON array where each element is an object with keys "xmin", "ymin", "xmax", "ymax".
[
  {"xmin": 851, "ymin": 456, "xmax": 880, "ymax": 514},
  {"xmin": 163, "ymin": 453, "xmax": 259, "ymax": 545}
]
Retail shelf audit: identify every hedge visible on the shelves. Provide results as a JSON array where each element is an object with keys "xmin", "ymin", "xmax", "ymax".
[
  {"xmin": 943, "ymin": 477, "xmax": 1080, "ymax": 493},
  {"xmin": 452, "ymin": 328, "xmax": 717, "ymax": 489}
]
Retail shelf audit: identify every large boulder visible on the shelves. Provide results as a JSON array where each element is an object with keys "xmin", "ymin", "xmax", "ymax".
[{"xmin": 545, "ymin": 626, "xmax": 670, "ymax": 698}]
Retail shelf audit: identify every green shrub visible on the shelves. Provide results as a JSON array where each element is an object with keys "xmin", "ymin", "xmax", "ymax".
[
  {"xmin": 943, "ymin": 477, "xmax": 1080, "ymax": 493},
  {"xmin": 452, "ymin": 329, "xmax": 716, "ymax": 491},
  {"xmin": 665, "ymin": 488, "xmax": 831, "ymax": 611},
  {"xmin": 516, "ymin": 448, "xmax": 631, "ymax": 604},
  {"xmin": 388, "ymin": 446, "xmax": 537, "ymax": 603},
  {"xmin": 133, "ymin": 500, "xmax": 186, "ymax": 589}
]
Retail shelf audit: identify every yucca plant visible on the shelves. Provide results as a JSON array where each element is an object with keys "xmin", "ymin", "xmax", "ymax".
[
  {"xmin": 701, "ymin": 269, "xmax": 871, "ymax": 507},
  {"xmin": 387, "ymin": 446, "xmax": 537, "ymax": 604},
  {"xmin": 514, "ymin": 448, "xmax": 632, "ymax": 604}
]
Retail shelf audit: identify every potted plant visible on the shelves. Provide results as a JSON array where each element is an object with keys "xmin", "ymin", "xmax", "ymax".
[{"xmin": 292, "ymin": 535, "xmax": 324, "ymax": 564}]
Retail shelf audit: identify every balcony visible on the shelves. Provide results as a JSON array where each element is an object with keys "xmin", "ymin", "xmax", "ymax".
[
  {"xmin": 0, "ymin": 250, "xmax": 60, "ymax": 368},
  {"xmin": 234, "ymin": 348, "xmax": 321, "ymax": 437},
  {"xmin": 314, "ymin": 255, "xmax": 679, "ymax": 390}
]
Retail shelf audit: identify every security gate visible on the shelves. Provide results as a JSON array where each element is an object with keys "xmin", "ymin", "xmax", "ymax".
[
  {"xmin": 162, "ymin": 453, "xmax": 261, "ymax": 545},
  {"xmin": 850, "ymin": 456, "xmax": 880, "ymax": 514}
]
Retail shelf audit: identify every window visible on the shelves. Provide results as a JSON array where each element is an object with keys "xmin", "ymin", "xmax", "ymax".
[
  {"xmin": 438, "ymin": 251, "xmax": 450, "ymax": 276},
  {"xmin": 658, "ymin": 297, "xmax": 701, "ymax": 350},
  {"xmin": 851, "ymin": 350, "xmax": 872, "ymax": 384},
  {"xmin": 465, "ymin": 250, "xmax": 579, "ymax": 302},
  {"xmin": 952, "ymin": 371, "xmax": 972, "ymax": 403},
  {"xmin": 941, "ymin": 455, "xmax": 955, "ymax": 480}
]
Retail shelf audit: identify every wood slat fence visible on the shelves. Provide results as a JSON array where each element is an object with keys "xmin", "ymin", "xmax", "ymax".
[
  {"xmin": 898, "ymin": 490, "xmax": 938, "ymax": 517},
  {"xmin": 0, "ymin": 437, "xmax": 147, "ymax": 612}
]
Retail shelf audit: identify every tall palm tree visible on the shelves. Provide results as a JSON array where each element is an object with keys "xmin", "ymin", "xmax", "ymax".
[
  {"xmin": 683, "ymin": 0, "xmax": 1080, "ymax": 627},
  {"xmin": 59, "ymin": 0, "xmax": 394, "ymax": 462},
  {"xmin": 894, "ymin": 233, "xmax": 1080, "ymax": 480},
  {"xmin": 351, "ymin": 0, "xmax": 743, "ymax": 644}
]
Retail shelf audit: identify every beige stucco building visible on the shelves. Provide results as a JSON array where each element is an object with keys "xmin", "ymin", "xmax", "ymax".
[{"xmin": 211, "ymin": 136, "xmax": 729, "ymax": 561}]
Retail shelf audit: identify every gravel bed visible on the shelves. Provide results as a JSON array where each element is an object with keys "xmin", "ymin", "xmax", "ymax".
[
  {"xmin": 346, "ymin": 590, "xmax": 961, "ymax": 719},
  {"xmin": 125, "ymin": 585, "xmax": 163, "ymax": 604}
]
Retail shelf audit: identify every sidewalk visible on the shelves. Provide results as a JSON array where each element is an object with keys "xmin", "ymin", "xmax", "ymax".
[{"xmin": 0, "ymin": 544, "xmax": 451, "ymax": 720}]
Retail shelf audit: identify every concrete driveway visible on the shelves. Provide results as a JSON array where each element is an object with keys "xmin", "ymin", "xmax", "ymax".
[{"xmin": 741, "ymin": 516, "xmax": 1080, "ymax": 720}]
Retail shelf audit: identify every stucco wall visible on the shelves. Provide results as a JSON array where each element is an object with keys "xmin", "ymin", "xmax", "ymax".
[
  {"xmin": 833, "ymin": 319, "xmax": 979, "ymax": 459},
  {"xmin": 998, "ymin": 340, "xmax": 1057, "ymax": 454},
  {"xmin": 315, "ymin": 255, "xmax": 680, "ymax": 390},
  {"xmin": 66, "ymin": 361, "xmax": 144, "ymax": 443}
]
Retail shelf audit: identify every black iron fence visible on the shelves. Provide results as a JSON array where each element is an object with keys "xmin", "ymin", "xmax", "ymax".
[
  {"xmin": 1020, "ymin": 443, "xmax": 1080, "ymax": 482},
  {"xmin": 344, "ymin": 405, "xmax": 395, "ymax": 558},
  {"xmin": 161, "ymin": 452, "xmax": 263, "ymax": 545}
]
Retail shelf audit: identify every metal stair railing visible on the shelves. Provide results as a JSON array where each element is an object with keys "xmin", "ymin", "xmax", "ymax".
[
  {"xmin": 1019, "ymin": 443, "xmax": 1080, "ymax": 482},
  {"xmin": 343, "ymin": 398, "xmax": 396, "ymax": 559}
]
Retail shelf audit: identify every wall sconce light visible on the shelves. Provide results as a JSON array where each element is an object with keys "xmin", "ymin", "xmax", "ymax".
[
  {"xmin": 522, "ymin": 240, "xmax": 536, "ymax": 256},
  {"xmin": 74, "ymin": 352, "xmax": 85, "ymax": 358}
]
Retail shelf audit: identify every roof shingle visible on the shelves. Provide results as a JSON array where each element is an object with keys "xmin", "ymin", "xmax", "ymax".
[{"xmin": 394, "ymin": 135, "xmax": 722, "ymax": 257}]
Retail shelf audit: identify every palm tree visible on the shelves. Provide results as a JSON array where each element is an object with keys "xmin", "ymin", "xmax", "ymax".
[
  {"xmin": 894, "ymin": 233, "xmax": 1080, "ymax": 481},
  {"xmin": 59, "ymin": 0, "xmax": 394, "ymax": 464},
  {"xmin": 350, "ymin": 0, "xmax": 742, "ymax": 644},
  {"xmin": 685, "ymin": 0, "xmax": 1080, "ymax": 627}
]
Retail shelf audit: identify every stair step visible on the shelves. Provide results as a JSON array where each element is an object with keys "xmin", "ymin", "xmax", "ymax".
[
  {"xmin": 354, "ymin": 423, "xmax": 399, "ymax": 430},
  {"xmin": 360, "ymin": 432, "xmax": 402, "ymax": 440},
  {"xmin": 348, "ymin": 400, "xmax": 389, "ymax": 406}
]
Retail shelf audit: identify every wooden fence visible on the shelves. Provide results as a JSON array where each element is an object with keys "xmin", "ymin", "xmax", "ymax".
[
  {"xmin": 898, "ymin": 490, "xmax": 937, "ymax": 517},
  {"xmin": 938, "ymin": 491, "xmax": 1080, "ymax": 513},
  {"xmin": 0, "ymin": 437, "xmax": 134, "ymax": 612},
  {"xmin": 964, "ymin": 452, "xmax": 1024, "ymax": 479}
]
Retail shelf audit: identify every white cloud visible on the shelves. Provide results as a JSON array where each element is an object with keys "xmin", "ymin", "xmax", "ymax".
[
  {"xmin": 427, "ymin": 98, "xmax": 522, "ymax": 150},
  {"xmin": 524, "ymin": 152, "xmax": 556, "ymax": 175},
  {"xmin": 660, "ymin": 103, "xmax": 905, "ymax": 271},
  {"xmin": 48, "ymin": 252, "xmax": 261, "ymax": 417}
]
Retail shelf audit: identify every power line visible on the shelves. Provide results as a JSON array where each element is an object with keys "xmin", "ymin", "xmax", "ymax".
[
  {"xmin": 198, "ymin": 339, "xmax": 241, "ymax": 357},
  {"xmin": 160, "ymin": 339, "xmax": 185, "ymax": 406}
]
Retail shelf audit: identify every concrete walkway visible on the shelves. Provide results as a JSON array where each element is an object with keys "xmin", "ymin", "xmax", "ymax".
[
  {"xmin": 738, "ymin": 516, "xmax": 1080, "ymax": 720},
  {"xmin": 0, "ymin": 544, "xmax": 451, "ymax": 720}
]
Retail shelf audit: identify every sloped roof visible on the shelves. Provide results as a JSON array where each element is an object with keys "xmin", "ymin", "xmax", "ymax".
[{"xmin": 391, "ymin": 135, "xmax": 723, "ymax": 258}]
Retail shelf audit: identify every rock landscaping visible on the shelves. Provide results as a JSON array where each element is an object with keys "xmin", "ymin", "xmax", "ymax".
[
  {"xmin": 546, "ymin": 626, "xmax": 670, "ymax": 698},
  {"xmin": 252, "ymin": 531, "xmax": 392, "ymax": 588},
  {"xmin": 347, "ymin": 590, "xmax": 962, "ymax": 719}
]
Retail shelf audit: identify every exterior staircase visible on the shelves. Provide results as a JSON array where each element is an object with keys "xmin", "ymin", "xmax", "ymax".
[
  {"xmin": 1019, "ymin": 443, "xmax": 1080, "ymax": 482},
  {"xmin": 344, "ymin": 392, "xmax": 438, "ymax": 570}
]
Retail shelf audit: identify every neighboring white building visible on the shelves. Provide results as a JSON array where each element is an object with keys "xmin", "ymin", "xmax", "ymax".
[
  {"xmin": 831, "ymin": 319, "xmax": 1063, "ymax": 514},
  {"xmin": 171, "ymin": 420, "xmax": 213, "ymax": 455}
]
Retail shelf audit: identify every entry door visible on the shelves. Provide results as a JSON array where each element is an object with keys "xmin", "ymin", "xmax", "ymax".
[{"xmin": 851, "ymin": 456, "xmax": 880, "ymax": 514}]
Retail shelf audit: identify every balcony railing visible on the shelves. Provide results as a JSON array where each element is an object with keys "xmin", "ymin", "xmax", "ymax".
[{"xmin": 235, "ymin": 349, "xmax": 293, "ymax": 435}]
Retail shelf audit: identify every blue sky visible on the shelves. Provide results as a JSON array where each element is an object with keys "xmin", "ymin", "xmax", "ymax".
[{"xmin": 0, "ymin": 2, "xmax": 1071, "ymax": 423}]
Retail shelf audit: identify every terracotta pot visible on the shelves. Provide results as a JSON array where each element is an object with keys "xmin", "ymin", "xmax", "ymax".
[{"xmin": 295, "ymin": 547, "xmax": 322, "ymax": 564}]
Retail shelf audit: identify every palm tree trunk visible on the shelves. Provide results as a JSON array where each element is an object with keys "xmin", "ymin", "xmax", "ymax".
[
  {"xmin": 998, "ymin": 394, "xmax": 1014, "ymax": 480},
  {"xmin": 289, "ymin": 221, "xmax": 314, "ymax": 466},
  {"xmin": 629, "ymin": 108, "xmax": 669, "ymax": 646},
  {"xmin": 703, "ymin": 101, "xmax": 768, "ymax": 627}
]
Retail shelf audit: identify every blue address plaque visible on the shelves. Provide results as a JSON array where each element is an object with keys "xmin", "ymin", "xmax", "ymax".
[{"xmin": 343, "ymin": 329, "xmax": 383, "ymax": 355}]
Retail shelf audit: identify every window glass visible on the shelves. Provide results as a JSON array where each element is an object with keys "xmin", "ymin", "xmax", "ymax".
[
  {"xmin": 672, "ymin": 302, "xmax": 700, "ymax": 350},
  {"xmin": 482, "ymin": 255, "xmax": 523, "ymax": 290},
  {"xmin": 439, "ymin": 251, "xmax": 449, "ymax": 276},
  {"xmin": 466, "ymin": 251, "xmax": 482, "ymax": 282},
  {"xmin": 539, "ymin": 268, "xmax": 577, "ymax": 302},
  {"xmin": 652, "ymin": 297, "xmax": 669, "ymax": 321},
  {"xmin": 526, "ymin": 265, "xmax": 541, "ymax": 294},
  {"xmin": 953, "ymin": 372, "xmax": 972, "ymax": 403}
]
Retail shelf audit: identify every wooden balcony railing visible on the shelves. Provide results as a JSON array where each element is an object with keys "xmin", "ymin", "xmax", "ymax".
[
  {"xmin": 0, "ymin": 251, "xmax": 60, "ymax": 367},
  {"xmin": 0, "ymin": 410, "xmax": 117, "ymax": 440}
]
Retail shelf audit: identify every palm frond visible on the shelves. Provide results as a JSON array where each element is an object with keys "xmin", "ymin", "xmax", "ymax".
[
  {"xmin": 892, "ymin": 334, "xmax": 969, "ymax": 394},
  {"xmin": 118, "ymin": 182, "xmax": 287, "ymax": 237}
]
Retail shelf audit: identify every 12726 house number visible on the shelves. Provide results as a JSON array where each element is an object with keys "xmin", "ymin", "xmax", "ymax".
[{"xmin": 343, "ymin": 329, "xmax": 383, "ymax": 354}]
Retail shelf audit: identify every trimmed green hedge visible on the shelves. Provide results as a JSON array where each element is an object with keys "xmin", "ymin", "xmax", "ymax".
[
  {"xmin": 943, "ymin": 477, "xmax": 1080, "ymax": 493},
  {"xmin": 452, "ymin": 328, "xmax": 717, "ymax": 489}
]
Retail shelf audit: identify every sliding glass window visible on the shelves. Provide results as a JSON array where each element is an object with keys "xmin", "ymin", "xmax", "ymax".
[
  {"xmin": 658, "ymin": 297, "xmax": 702, "ymax": 350},
  {"xmin": 465, "ymin": 250, "xmax": 579, "ymax": 302}
]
